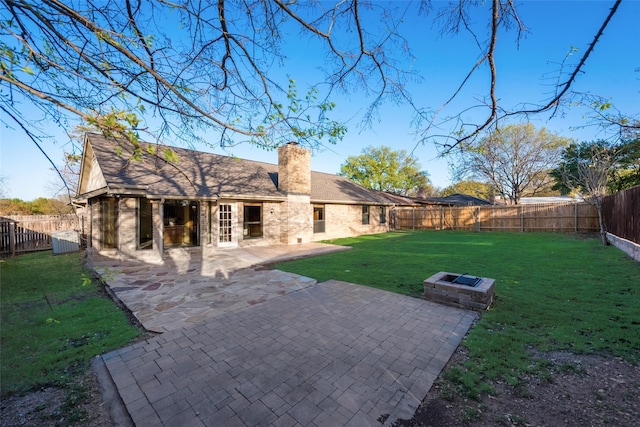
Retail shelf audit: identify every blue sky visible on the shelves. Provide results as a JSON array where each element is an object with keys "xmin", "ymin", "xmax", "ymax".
[{"xmin": 1, "ymin": 0, "xmax": 639, "ymax": 201}]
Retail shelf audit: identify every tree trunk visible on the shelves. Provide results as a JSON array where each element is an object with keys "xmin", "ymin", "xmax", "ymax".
[{"xmin": 595, "ymin": 197, "xmax": 608, "ymax": 246}]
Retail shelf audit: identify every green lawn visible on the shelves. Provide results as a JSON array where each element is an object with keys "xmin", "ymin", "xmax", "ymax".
[
  {"xmin": 0, "ymin": 251, "xmax": 141, "ymax": 395},
  {"xmin": 275, "ymin": 231, "xmax": 640, "ymax": 397}
]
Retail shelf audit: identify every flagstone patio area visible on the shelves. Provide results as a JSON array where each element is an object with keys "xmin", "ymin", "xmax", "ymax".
[{"xmin": 89, "ymin": 243, "xmax": 349, "ymax": 333}]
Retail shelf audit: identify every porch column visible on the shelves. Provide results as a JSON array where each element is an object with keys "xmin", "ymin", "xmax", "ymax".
[{"xmin": 153, "ymin": 200, "xmax": 163, "ymax": 259}]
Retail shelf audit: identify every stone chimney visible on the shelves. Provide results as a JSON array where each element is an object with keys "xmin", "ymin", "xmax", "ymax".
[
  {"xmin": 278, "ymin": 142, "xmax": 311, "ymax": 195},
  {"xmin": 277, "ymin": 142, "xmax": 312, "ymax": 244}
]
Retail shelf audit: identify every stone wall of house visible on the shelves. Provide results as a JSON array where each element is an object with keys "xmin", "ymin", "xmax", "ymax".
[
  {"xmin": 198, "ymin": 200, "xmax": 211, "ymax": 259},
  {"xmin": 118, "ymin": 197, "xmax": 163, "ymax": 263},
  {"xmin": 313, "ymin": 204, "xmax": 389, "ymax": 241},
  {"xmin": 151, "ymin": 200, "xmax": 163, "ymax": 260},
  {"xmin": 262, "ymin": 201, "xmax": 282, "ymax": 245},
  {"xmin": 199, "ymin": 200, "xmax": 215, "ymax": 257},
  {"xmin": 279, "ymin": 195, "xmax": 313, "ymax": 244},
  {"xmin": 89, "ymin": 198, "xmax": 99, "ymax": 250},
  {"xmin": 118, "ymin": 197, "xmax": 136, "ymax": 254}
]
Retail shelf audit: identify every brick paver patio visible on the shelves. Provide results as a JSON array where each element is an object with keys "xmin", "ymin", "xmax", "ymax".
[{"xmin": 101, "ymin": 279, "xmax": 477, "ymax": 426}]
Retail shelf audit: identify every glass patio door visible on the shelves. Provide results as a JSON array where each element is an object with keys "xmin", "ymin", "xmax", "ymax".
[
  {"xmin": 219, "ymin": 204, "xmax": 232, "ymax": 245},
  {"xmin": 217, "ymin": 203, "xmax": 239, "ymax": 247}
]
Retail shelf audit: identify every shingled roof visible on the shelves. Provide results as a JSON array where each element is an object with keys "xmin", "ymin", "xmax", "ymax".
[
  {"xmin": 416, "ymin": 193, "xmax": 492, "ymax": 206},
  {"xmin": 78, "ymin": 134, "xmax": 402, "ymax": 205}
]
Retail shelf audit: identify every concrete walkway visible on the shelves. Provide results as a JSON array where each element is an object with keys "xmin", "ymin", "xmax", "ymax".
[{"xmin": 94, "ymin": 243, "xmax": 477, "ymax": 426}]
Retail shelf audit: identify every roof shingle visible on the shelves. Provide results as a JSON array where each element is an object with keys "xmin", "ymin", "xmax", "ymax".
[{"xmin": 82, "ymin": 134, "xmax": 408, "ymax": 205}]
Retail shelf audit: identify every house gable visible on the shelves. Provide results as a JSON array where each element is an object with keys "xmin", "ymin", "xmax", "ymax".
[
  {"xmin": 77, "ymin": 136, "xmax": 108, "ymax": 197},
  {"xmin": 79, "ymin": 133, "xmax": 285, "ymax": 200}
]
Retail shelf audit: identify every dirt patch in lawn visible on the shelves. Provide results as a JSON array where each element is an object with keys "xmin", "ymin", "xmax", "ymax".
[
  {"xmin": 395, "ymin": 348, "xmax": 640, "ymax": 427},
  {"xmin": 0, "ymin": 367, "xmax": 113, "ymax": 427}
]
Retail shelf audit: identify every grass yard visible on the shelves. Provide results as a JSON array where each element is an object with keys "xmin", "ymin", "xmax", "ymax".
[
  {"xmin": 0, "ymin": 251, "xmax": 141, "ymax": 396},
  {"xmin": 275, "ymin": 231, "xmax": 640, "ymax": 397}
]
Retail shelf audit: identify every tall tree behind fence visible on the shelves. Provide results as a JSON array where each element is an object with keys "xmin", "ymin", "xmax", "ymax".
[
  {"xmin": 602, "ymin": 185, "xmax": 640, "ymax": 245},
  {"xmin": 392, "ymin": 202, "xmax": 599, "ymax": 232},
  {"xmin": 0, "ymin": 215, "xmax": 85, "ymax": 256}
]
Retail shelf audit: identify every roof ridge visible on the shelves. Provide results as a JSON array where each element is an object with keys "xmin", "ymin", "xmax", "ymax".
[{"xmin": 86, "ymin": 133, "xmax": 281, "ymax": 170}]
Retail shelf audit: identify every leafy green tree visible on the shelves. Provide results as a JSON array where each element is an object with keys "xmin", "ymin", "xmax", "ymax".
[
  {"xmin": 0, "ymin": 198, "xmax": 31, "ymax": 215},
  {"xmin": 441, "ymin": 180, "xmax": 494, "ymax": 200},
  {"xmin": 551, "ymin": 139, "xmax": 640, "ymax": 196},
  {"xmin": 340, "ymin": 146, "xmax": 432, "ymax": 196},
  {"xmin": 0, "ymin": 197, "xmax": 74, "ymax": 215},
  {"xmin": 30, "ymin": 197, "xmax": 74, "ymax": 215},
  {"xmin": 574, "ymin": 95, "xmax": 640, "ymax": 146},
  {"xmin": 453, "ymin": 123, "xmax": 571, "ymax": 205},
  {"xmin": 551, "ymin": 138, "xmax": 640, "ymax": 245}
]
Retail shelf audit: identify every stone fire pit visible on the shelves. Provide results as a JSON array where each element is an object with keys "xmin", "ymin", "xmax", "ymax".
[{"xmin": 423, "ymin": 272, "xmax": 495, "ymax": 311}]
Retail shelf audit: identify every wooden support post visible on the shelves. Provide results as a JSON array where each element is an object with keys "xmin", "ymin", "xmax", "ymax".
[
  {"xmin": 412, "ymin": 208, "xmax": 415, "ymax": 230},
  {"xmin": 491, "ymin": 205, "xmax": 494, "ymax": 231},
  {"xmin": 9, "ymin": 222, "xmax": 15, "ymax": 257}
]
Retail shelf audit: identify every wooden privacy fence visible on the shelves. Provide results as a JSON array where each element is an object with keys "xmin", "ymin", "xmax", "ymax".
[
  {"xmin": 602, "ymin": 185, "xmax": 640, "ymax": 245},
  {"xmin": 0, "ymin": 214, "xmax": 85, "ymax": 257},
  {"xmin": 392, "ymin": 202, "xmax": 599, "ymax": 232}
]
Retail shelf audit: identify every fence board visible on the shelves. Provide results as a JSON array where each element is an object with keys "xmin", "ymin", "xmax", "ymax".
[
  {"xmin": 602, "ymin": 185, "xmax": 640, "ymax": 244},
  {"xmin": 392, "ymin": 202, "xmax": 599, "ymax": 233},
  {"xmin": 0, "ymin": 214, "xmax": 84, "ymax": 256}
]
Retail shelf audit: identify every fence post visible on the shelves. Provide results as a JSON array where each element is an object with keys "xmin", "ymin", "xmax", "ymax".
[
  {"xmin": 491, "ymin": 205, "xmax": 494, "ymax": 231},
  {"xmin": 9, "ymin": 222, "xmax": 16, "ymax": 257},
  {"xmin": 412, "ymin": 208, "xmax": 415, "ymax": 230},
  {"xmin": 574, "ymin": 202, "xmax": 578, "ymax": 232},
  {"xmin": 477, "ymin": 207, "xmax": 481, "ymax": 232},
  {"xmin": 520, "ymin": 205, "xmax": 524, "ymax": 232}
]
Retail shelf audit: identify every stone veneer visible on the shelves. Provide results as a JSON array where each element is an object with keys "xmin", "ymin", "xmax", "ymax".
[
  {"xmin": 278, "ymin": 142, "xmax": 312, "ymax": 244},
  {"xmin": 423, "ymin": 271, "xmax": 495, "ymax": 311},
  {"xmin": 277, "ymin": 142, "xmax": 311, "ymax": 195}
]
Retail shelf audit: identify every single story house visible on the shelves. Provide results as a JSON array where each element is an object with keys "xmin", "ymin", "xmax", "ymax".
[
  {"xmin": 76, "ymin": 133, "xmax": 411, "ymax": 263},
  {"xmin": 517, "ymin": 196, "xmax": 582, "ymax": 204},
  {"xmin": 414, "ymin": 193, "xmax": 492, "ymax": 207}
]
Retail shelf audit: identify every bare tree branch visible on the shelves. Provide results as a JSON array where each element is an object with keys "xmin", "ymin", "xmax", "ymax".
[
  {"xmin": 514, "ymin": 0, "xmax": 622, "ymax": 118},
  {"xmin": 0, "ymin": 0, "xmax": 626, "ymax": 184},
  {"xmin": 419, "ymin": 0, "xmax": 621, "ymax": 154}
]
